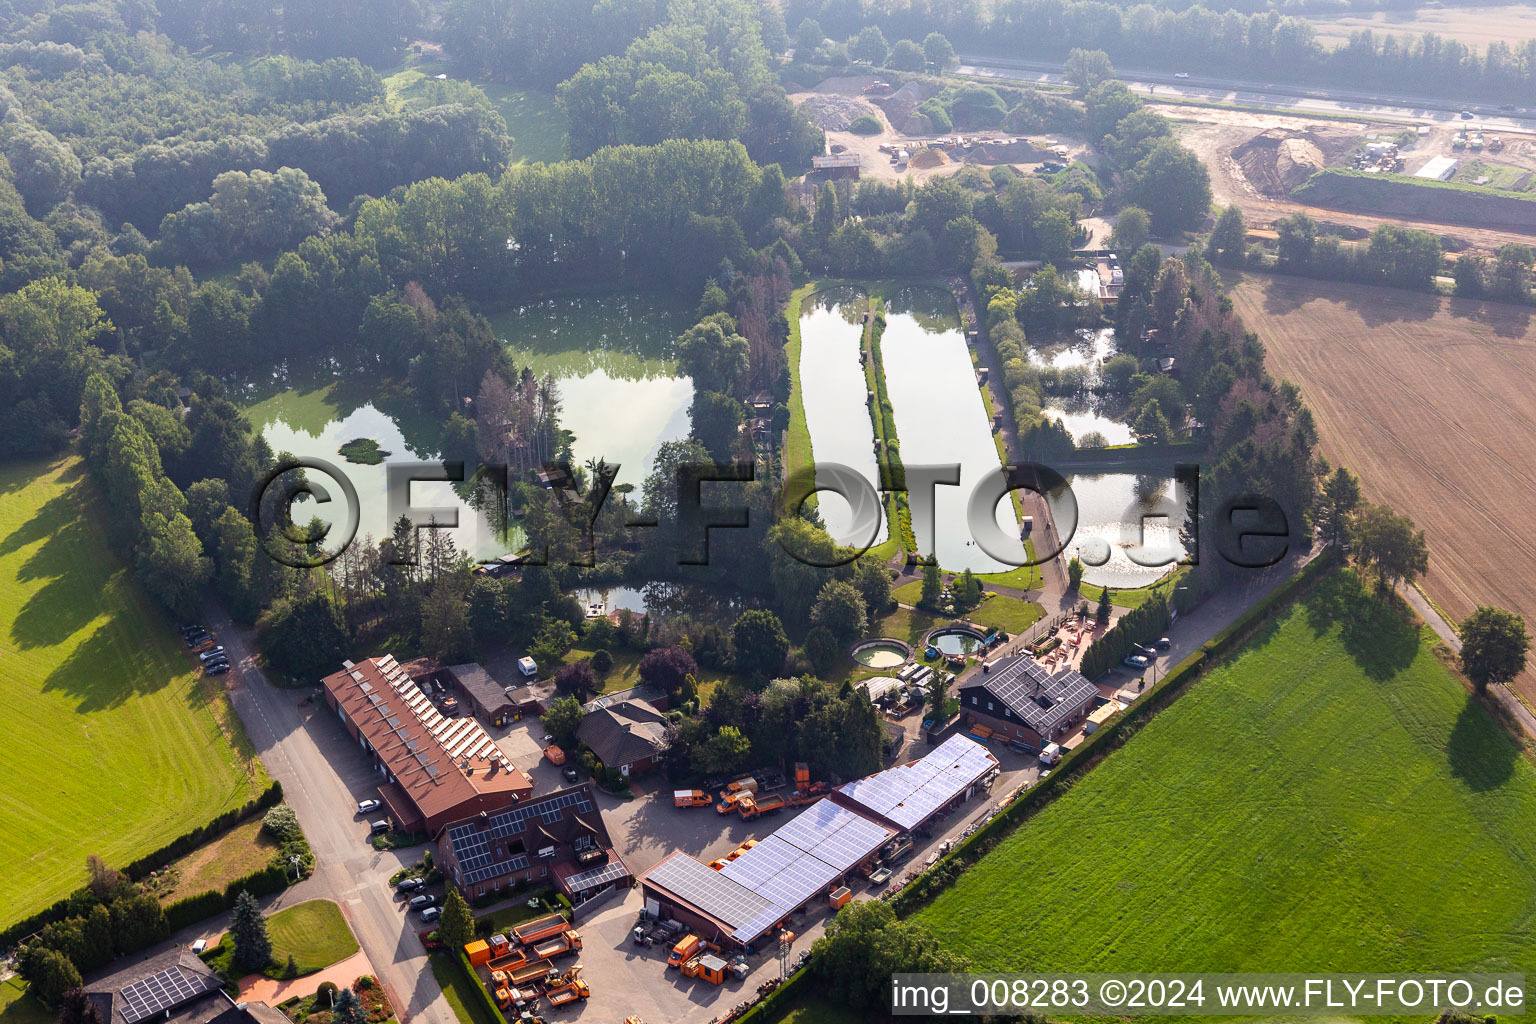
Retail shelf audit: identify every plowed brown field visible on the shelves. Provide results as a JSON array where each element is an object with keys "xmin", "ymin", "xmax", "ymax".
[{"xmin": 1231, "ymin": 272, "xmax": 1536, "ymax": 702}]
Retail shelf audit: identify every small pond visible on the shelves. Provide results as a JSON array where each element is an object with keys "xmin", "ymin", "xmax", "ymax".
[
  {"xmin": 852, "ymin": 639, "xmax": 911, "ymax": 668},
  {"xmin": 1047, "ymin": 472, "xmax": 1189, "ymax": 590},
  {"xmin": 928, "ymin": 626, "xmax": 986, "ymax": 657}
]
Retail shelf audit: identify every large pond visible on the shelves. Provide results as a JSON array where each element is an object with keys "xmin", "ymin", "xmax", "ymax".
[
  {"xmin": 1031, "ymin": 328, "xmax": 1134, "ymax": 445},
  {"xmin": 797, "ymin": 287, "xmax": 887, "ymax": 547},
  {"xmin": 1047, "ymin": 473, "xmax": 1189, "ymax": 589},
  {"xmin": 486, "ymin": 293, "xmax": 694, "ymax": 491},
  {"xmin": 248, "ymin": 384, "xmax": 519, "ymax": 561},
  {"xmin": 880, "ymin": 287, "xmax": 1022, "ymax": 573}
]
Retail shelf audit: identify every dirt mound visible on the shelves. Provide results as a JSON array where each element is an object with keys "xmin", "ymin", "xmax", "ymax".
[
  {"xmin": 1232, "ymin": 129, "xmax": 1328, "ymax": 197},
  {"xmin": 910, "ymin": 148, "xmax": 947, "ymax": 169},
  {"xmin": 875, "ymin": 80, "xmax": 941, "ymax": 135},
  {"xmin": 796, "ymin": 93, "xmax": 882, "ymax": 132},
  {"xmin": 966, "ymin": 139, "xmax": 1052, "ymax": 164},
  {"xmin": 809, "ymin": 75, "xmax": 881, "ymax": 96}
]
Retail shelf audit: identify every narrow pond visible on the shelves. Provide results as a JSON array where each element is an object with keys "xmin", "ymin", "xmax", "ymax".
[
  {"xmin": 1048, "ymin": 472, "xmax": 1188, "ymax": 589},
  {"xmin": 486, "ymin": 293, "xmax": 694, "ymax": 491},
  {"xmin": 1031, "ymin": 328, "xmax": 1135, "ymax": 446},
  {"xmin": 796, "ymin": 287, "xmax": 887, "ymax": 547},
  {"xmin": 880, "ymin": 287, "xmax": 1022, "ymax": 573}
]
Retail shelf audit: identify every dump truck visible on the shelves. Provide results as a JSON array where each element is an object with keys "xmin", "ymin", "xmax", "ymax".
[
  {"xmin": 532, "ymin": 929, "xmax": 582, "ymax": 960},
  {"xmin": 493, "ymin": 983, "xmax": 539, "ymax": 1011},
  {"xmin": 723, "ymin": 776, "xmax": 758, "ymax": 795},
  {"xmin": 674, "ymin": 789, "xmax": 712, "ymax": 808},
  {"xmin": 513, "ymin": 914, "xmax": 570, "ymax": 945},
  {"xmin": 546, "ymin": 972, "xmax": 590, "ymax": 1007},
  {"xmin": 505, "ymin": 960, "xmax": 559, "ymax": 988},
  {"xmin": 487, "ymin": 947, "xmax": 531, "ymax": 975},
  {"xmin": 668, "ymin": 934, "xmax": 705, "ymax": 968},
  {"xmin": 738, "ymin": 793, "xmax": 787, "ymax": 820}
]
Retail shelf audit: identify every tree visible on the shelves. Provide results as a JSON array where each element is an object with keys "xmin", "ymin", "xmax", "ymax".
[
  {"xmin": 1065, "ymin": 48, "xmax": 1114, "ymax": 96},
  {"xmin": 1453, "ymin": 253, "xmax": 1487, "ymax": 297},
  {"xmin": 541, "ymin": 695, "xmax": 584, "ymax": 748},
  {"xmin": 58, "ymin": 988, "xmax": 104, "ymax": 1024},
  {"xmin": 1207, "ymin": 205, "xmax": 1247, "ymax": 266},
  {"xmin": 808, "ymin": 899, "xmax": 968, "ymax": 1011},
  {"xmin": 1491, "ymin": 243, "xmax": 1534, "ymax": 301},
  {"xmin": 923, "ymin": 32, "xmax": 957, "ymax": 71},
  {"xmin": 1128, "ymin": 139, "xmax": 1212, "ymax": 235},
  {"xmin": 230, "ymin": 890, "xmax": 272, "ymax": 972},
  {"xmin": 811, "ymin": 579, "xmax": 868, "ymax": 643},
  {"xmin": 438, "ymin": 887, "xmax": 474, "ymax": 951},
  {"xmin": 920, "ymin": 559, "xmax": 943, "ymax": 609},
  {"xmin": 1316, "ymin": 466, "xmax": 1361, "ymax": 547},
  {"xmin": 1108, "ymin": 207, "xmax": 1150, "ymax": 253},
  {"xmin": 1275, "ymin": 212, "xmax": 1316, "ymax": 270},
  {"xmin": 676, "ymin": 318, "xmax": 750, "ymax": 396},
  {"xmin": 696, "ymin": 725, "xmax": 751, "ymax": 775},
  {"xmin": 1352, "ymin": 502, "xmax": 1429, "ymax": 591},
  {"xmin": 1067, "ymin": 557, "xmax": 1085, "ymax": 591},
  {"xmin": 554, "ymin": 660, "xmax": 597, "ymax": 699},
  {"xmin": 732, "ymin": 609, "xmax": 789, "ymax": 679},
  {"xmin": 639, "ymin": 645, "xmax": 698, "ymax": 700},
  {"xmin": 888, "ymin": 39, "xmax": 925, "ymax": 70},
  {"xmin": 926, "ymin": 671, "xmax": 956, "ymax": 723},
  {"xmin": 1096, "ymin": 587, "xmax": 1112, "ymax": 625},
  {"xmin": 257, "ymin": 592, "xmax": 351, "ymax": 682},
  {"xmin": 21, "ymin": 948, "xmax": 80, "ymax": 1007},
  {"xmin": 952, "ymin": 569, "xmax": 982, "ymax": 611},
  {"xmin": 1459, "ymin": 607, "xmax": 1529, "ymax": 692},
  {"xmin": 852, "ymin": 556, "xmax": 892, "ymax": 613},
  {"xmin": 794, "ymin": 18, "xmax": 824, "ymax": 59},
  {"xmin": 86, "ymin": 854, "xmax": 123, "ymax": 899},
  {"xmin": 591, "ymin": 649, "xmax": 614, "ymax": 676},
  {"xmin": 850, "ymin": 26, "xmax": 887, "ymax": 65},
  {"xmin": 333, "ymin": 989, "xmax": 367, "ymax": 1024}
]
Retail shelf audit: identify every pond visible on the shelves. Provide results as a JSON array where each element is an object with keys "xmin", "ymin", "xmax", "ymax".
[
  {"xmin": 575, "ymin": 586, "xmax": 649, "ymax": 618},
  {"xmin": 1047, "ymin": 472, "xmax": 1189, "ymax": 589},
  {"xmin": 852, "ymin": 639, "xmax": 910, "ymax": 668},
  {"xmin": 1029, "ymin": 328, "xmax": 1136, "ymax": 446},
  {"xmin": 797, "ymin": 287, "xmax": 887, "ymax": 548},
  {"xmin": 486, "ymin": 293, "xmax": 694, "ymax": 491},
  {"xmin": 248, "ymin": 384, "xmax": 520, "ymax": 562},
  {"xmin": 880, "ymin": 287, "xmax": 1022, "ymax": 573},
  {"xmin": 929, "ymin": 627, "xmax": 986, "ymax": 657}
]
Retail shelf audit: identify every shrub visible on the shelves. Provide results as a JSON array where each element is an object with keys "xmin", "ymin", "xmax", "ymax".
[
  {"xmin": 261, "ymin": 805, "xmax": 303, "ymax": 844},
  {"xmin": 849, "ymin": 115, "xmax": 882, "ymax": 135},
  {"xmin": 316, "ymin": 982, "xmax": 339, "ymax": 1003}
]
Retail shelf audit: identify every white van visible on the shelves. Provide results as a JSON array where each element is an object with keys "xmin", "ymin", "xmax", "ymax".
[
  {"xmin": 1038, "ymin": 743, "xmax": 1063, "ymax": 767},
  {"xmin": 518, "ymin": 656, "xmax": 538, "ymax": 677}
]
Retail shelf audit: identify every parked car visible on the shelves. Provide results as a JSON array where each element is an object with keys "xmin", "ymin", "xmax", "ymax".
[
  {"xmin": 408, "ymin": 894, "xmax": 438, "ymax": 911},
  {"xmin": 190, "ymin": 939, "xmax": 207, "ymax": 954},
  {"xmin": 1461, "ymin": 109, "xmax": 1474, "ymax": 119},
  {"xmin": 203, "ymin": 658, "xmax": 229, "ymax": 671},
  {"xmin": 1156, "ymin": 636, "xmax": 1172, "ymax": 650},
  {"xmin": 1174, "ymin": 71, "xmax": 1190, "ymax": 78},
  {"xmin": 185, "ymin": 632, "xmax": 211, "ymax": 647},
  {"xmin": 1132, "ymin": 643, "xmax": 1157, "ymax": 658},
  {"xmin": 198, "ymin": 647, "xmax": 226, "ymax": 663},
  {"xmin": 1123, "ymin": 654, "xmax": 1151, "ymax": 669},
  {"xmin": 1500, "ymin": 103, "xmax": 1517, "ymax": 111},
  {"xmin": 562, "ymin": 766, "xmax": 579, "ymax": 782},
  {"xmin": 357, "ymin": 799, "xmax": 381, "ymax": 815},
  {"xmin": 395, "ymin": 877, "xmax": 425, "ymax": 892},
  {"xmin": 179, "ymin": 624, "xmax": 203, "ymax": 635},
  {"xmin": 419, "ymin": 906, "xmax": 441, "ymax": 923},
  {"xmin": 369, "ymin": 820, "xmax": 391, "ymax": 835},
  {"xmin": 206, "ymin": 664, "xmax": 231, "ymax": 676}
]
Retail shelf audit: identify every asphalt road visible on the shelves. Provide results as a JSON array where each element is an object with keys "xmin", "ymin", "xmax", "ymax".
[
  {"xmin": 203, "ymin": 600, "xmax": 455, "ymax": 1024},
  {"xmin": 957, "ymin": 55, "xmax": 1536, "ymax": 134}
]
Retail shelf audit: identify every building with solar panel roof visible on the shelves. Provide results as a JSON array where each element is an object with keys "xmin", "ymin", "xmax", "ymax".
[
  {"xmin": 84, "ymin": 949, "xmax": 287, "ymax": 1024},
  {"xmin": 321, "ymin": 655, "xmax": 534, "ymax": 835},
  {"xmin": 437, "ymin": 781, "xmax": 629, "ymax": 904},
  {"xmin": 956, "ymin": 655, "xmax": 1098, "ymax": 753},
  {"xmin": 639, "ymin": 736, "xmax": 996, "ymax": 949}
]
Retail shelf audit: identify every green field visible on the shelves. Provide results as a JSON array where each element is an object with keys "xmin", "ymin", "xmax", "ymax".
[
  {"xmin": 383, "ymin": 59, "xmax": 567, "ymax": 165},
  {"xmin": 918, "ymin": 569, "xmax": 1536, "ymax": 977},
  {"xmin": 207, "ymin": 899, "xmax": 358, "ymax": 978},
  {"xmin": 0, "ymin": 457, "xmax": 266, "ymax": 930},
  {"xmin": 0, "ymin": 977, "xmax": 50, "ymax": 1024}
]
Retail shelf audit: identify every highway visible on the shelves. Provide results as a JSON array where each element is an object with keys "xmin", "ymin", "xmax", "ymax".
[{"xmin": 957, "ymin": 54, "xmax": 1536, "ymax": 134}]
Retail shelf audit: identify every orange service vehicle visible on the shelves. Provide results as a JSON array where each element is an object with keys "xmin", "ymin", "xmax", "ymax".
[
  {"xmin": 668, "ymin": 934, "xmax": 704, "ymax": 968},
  {"xmin": 543, "ymin": 745, "xmax": 566, "ymax": 765},
  {"xmin": 674, "ymin": 789, "xmax": 712, "ymax": 808}
]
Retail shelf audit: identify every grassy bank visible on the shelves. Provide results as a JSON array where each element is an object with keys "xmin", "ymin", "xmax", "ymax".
[
  {"xmin": 917, "ymin": 569, "xmax": 1536, "ymax": 982},
  {"xmin": 0, "ymin": 456, "xmax": 268, "ymax": 929}
]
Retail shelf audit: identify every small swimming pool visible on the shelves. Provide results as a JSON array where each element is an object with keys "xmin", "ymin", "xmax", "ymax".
[
  {"xmin": 852, "ymin": 639, "xmax": 912, "ymax": 668},
  {"xmin": 927, "ymin": 627, "xmax": 986, "ymax": 657}
]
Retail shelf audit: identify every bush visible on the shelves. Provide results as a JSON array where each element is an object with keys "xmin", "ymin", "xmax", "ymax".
[
  {"xmin": 316, "ymin": 982, "xmax": 339, "ymax": 1003},
  {"xmin": 262, "ymin": 805, "xmax": 303, "ymax": 844},
  {"xmin": 591, "ymin": 649, "xmax": 613, "ymax": 675},
  {"xmin": 849, "ymin": 115, "xmax": 882, "ymax": 135}
]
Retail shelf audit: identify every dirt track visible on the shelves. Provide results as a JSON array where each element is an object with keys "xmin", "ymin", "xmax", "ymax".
[{"xmin": 1231, "ymin": 272, "xmax": 1536, "ymax": 702}]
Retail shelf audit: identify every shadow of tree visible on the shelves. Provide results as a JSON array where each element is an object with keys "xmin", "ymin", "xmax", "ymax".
[
  {"xmin": 40, "ymin": 610, "xmax": 178, "ymax": 711},
  {"xmin": 8, "ymin": 488, "xmax": 103, "ymax": 650},
  {"xmin": 1302, "ymin": 569, "xmax": 1418, "ymax": 680},
  {"xmin": 1447, "ymin": 695, "xmax": 1519, "ymax": 792}
]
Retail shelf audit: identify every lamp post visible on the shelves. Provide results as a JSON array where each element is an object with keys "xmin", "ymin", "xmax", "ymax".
[{"xmin": 289, "ymin": 854, "xmax": 302, "ymax": 883}]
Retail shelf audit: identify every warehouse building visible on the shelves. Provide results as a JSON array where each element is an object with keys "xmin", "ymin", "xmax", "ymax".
[
  {"xmin": 322, "ymin": 655, "xmax": 533, "ymax": 835},
  {"xmin": 956, "ymin": 656, "xmax": 1097, "ymax": 753},
  {"xmin": 640, "ymin": 735, "xmax": 996, "ymax": 949}
]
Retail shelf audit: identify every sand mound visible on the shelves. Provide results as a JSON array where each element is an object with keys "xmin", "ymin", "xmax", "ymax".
[
  {"xmin": 1232, "ymin": 129, "xmax": 1327, "ymax": 197},
  {"xmin": 967, "ymin": 139, "xmax": 1052, "ymax": 164},
  {"xmin": 910, "ymin": 148, "xmax": 947, "ymax": 169},
  {"xmin": 796, "ymin": 93, "xmax": 882, "ymax": 132},
  {"xmin": 875, "ymin": 80, "xmax": 941, "ymax": 134}
]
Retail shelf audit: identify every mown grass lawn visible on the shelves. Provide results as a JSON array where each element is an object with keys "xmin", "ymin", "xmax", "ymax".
[
  {"xmin": 208, "ymin": 899, "xmax": 358, "ymax": 978},
  {"xmin": 0, "ymin": 977, "xmax": 50, "ymax": 1024},
  {"xmin": 0, "ymin": 456, "xmax": 267, "ymax": 931},
  {"xmin": 429, "ymin": 955, "xmax": 498, "ymax": 1024},
  {"xmin": 917, "ymin": 569, "xmax": 1536, "ymax": 980}
]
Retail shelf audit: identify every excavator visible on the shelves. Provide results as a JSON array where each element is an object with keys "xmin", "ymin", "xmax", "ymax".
[{"xmin": 544, "ymin": 965, "xmax": 591, "ymax": 1007}]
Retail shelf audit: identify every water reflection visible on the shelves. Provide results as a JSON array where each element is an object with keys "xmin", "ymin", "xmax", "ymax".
[{"xmin": 1048, "ymin": 473, "xmax": 1188, "ymax": 589}]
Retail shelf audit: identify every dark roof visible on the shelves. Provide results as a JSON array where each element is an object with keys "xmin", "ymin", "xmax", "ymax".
[
  {"xmin": 583, "ymin": 683, "xmax": 667, "ymax": 713},
  {"xmin": 959, "ymin": 657, "xmax": 1097, "ymax": 735},
  {"xmin": 577, "ymin": 699, "xmax": 668, "ymax": 767},
  {"xmin": 444, "ymin": 663, "xmax": 514, "ymax": 714},
  {"xmin": 85, "ymin": 951, "xmax": 227, "ymax": 1024},
  {"xmin": 441, "ymin": 783, "xmax": 618, "ymax": 888},
  {"xmin": 507, "ymin": 678, "xmax": 559, "ymax": 708}
]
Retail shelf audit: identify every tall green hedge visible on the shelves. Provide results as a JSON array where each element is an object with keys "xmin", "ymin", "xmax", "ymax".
[{"xmin": 1080, "ymin": 594, "xmax": 1170, "ymax": 679}]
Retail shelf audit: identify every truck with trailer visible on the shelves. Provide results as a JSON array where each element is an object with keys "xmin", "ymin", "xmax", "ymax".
[
  {"xmin": 513, "ymin": 914, "xmax": 571, "ymax": 945},
  {"xmin": 532, "ymin": 929, "xmax": 582, "ymax": 960},
  {"xmin": 487, "ymin": 947, "xmax": 532, "ymax": 974}
]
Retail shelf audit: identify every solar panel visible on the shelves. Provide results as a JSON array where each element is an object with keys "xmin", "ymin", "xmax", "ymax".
[
  {"xmin": 646, "ymin": 853, "xmax": 777, "ymax": 929},
  {"xmin": 447, "ymin": 790, "xmax": 597, "ymax": 884},
  {"xmin": 837, "ymin": 735, "xmax": 996, "ymax": 830},
  {"xmin": 118, "ymin": 966, "xmax": 221, "ymax": 1024},
  {"xmin": 563, "ymin": 859, "xmax": 628, "ymax": 891}
]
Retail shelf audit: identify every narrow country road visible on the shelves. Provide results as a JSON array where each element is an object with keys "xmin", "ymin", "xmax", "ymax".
[
  {"xmin": 202, "ymin": 599, "xmax": 455, "ymax": 1024},
  {"xmin": 1398, "ymin": 585, "xmax": 1536, "ymax": 740}
]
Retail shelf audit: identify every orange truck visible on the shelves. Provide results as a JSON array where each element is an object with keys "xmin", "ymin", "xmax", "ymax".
[
  {"xmin": 487, "ymin": 947, "xmax": 532, "ymax": 975},
  {"xmin": 533, "ymin": 929, "xmax": 582, "ymax": 960},
  {"xmin": 674, "ymin": 789, "xmax": 712, "ymax": 807},
  {"xmin": 739, "ymin": 793, "xmax": 786, "ymax": 820},
  {"xmin": 546, "ymin": 978, "xmax": 590, "ymax": 1006},
  {"xmin": 668, "ymin": 934, "xmax": 704, "ymax": 968},
  {"xmin": 543, "ymin": 745, "xmax": 566, "ymax": 765},
  {"xmin": 513, "ymin": 913, "xmax": 571, "ymax": 945}
]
